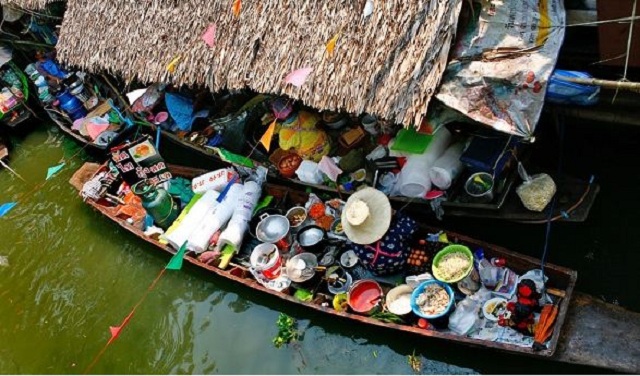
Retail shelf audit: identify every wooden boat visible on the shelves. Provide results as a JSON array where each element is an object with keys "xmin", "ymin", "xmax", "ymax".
[
  {"xmin": 0, "ymin": 59, "xmax": 32, "ymax": 130},
  {"xmin": 69, "ymin": 161, "xmax": 577, "ymax": 359},
  {"xmin": 157, "ymin": 128, "xmax": 599, "ymax": 224},
  {"xmin": 35, "ymin": 73, "xmax": 136, "ymax": 155}
]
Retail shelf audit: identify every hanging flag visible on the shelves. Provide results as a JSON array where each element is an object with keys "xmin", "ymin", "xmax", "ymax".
[
  {"xmin": 363, "ymin": 0, "xmax": 374, "ymax": 18},
  {"xmin": 109, "ymin": 326, "xmax": 122, "ymax": 342},
  {"xmin": 166, "ymin": 55, "xmax": 182, "ymax": 74},
  {"xmin": 232, "ymin": 0, "xmax": 242, "ymax": 18},
  {"xmin": 259, "ymin": 119, "xmax": 277, "ymax": 152},
  {"xmin": 46, "ymin": 163, "xmax": 65, "ymax": 181},
  {"xmin": 326, "ymin": 32, "xmax": 340, "ymax": 57},
  {"xmin": 201, "ymin": 24, "xmax": 217, "ymax": 48},
  {"xmin": 0, "ymin": 202, "xmax": 17, "ymax": 217},
  {"xmin": 166, "ymin": 241, "xmax": 188, "ymax": 270},
  {"xmin": 284, "ymin": 67, "xmax": 313, "ymax": 87}
]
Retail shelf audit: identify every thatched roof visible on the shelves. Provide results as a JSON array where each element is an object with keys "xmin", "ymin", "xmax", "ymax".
[
  {"xmin": 57, "ymin": 0, "xmax": 462, "ymax": 127},
  {"xmin": 0, "ymin": 0, "xmax": 62, "ymax": 10}
]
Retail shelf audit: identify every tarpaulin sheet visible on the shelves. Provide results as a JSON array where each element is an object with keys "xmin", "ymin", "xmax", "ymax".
[{"xmin": 436, "ymin": 0, "xmax": 566, "ymax": 139}]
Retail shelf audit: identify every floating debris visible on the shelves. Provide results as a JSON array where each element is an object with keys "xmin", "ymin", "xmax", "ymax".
[{"xmin": 0, "ymin": 255, "xmax": 9, "ymax": 267}]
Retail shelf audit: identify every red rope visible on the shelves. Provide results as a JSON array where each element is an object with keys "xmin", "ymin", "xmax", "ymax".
[{"xmin": 83, "ymin": 268, "xmax": 167, "ymax": 374}]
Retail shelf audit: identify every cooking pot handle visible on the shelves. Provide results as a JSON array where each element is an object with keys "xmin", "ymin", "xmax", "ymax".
[{"xmin": 260, "ymin": 213, "xmax": 269, "ymax": 220}]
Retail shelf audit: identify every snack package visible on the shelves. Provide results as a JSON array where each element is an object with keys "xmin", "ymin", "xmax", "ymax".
[{"xmin": 516, "ymin": 163, "xmax": 556, "ymax": 212}]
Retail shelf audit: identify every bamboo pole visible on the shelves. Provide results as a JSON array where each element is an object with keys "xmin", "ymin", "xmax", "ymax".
[{"xmin": 554, "ymin": 76, "xmax": 640, "ymax": 93}]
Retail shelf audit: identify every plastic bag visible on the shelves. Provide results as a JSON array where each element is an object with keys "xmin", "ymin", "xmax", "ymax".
[
  {"xmin": 448, "ymin": 288, "xmax": 491, "ymax": 335},
  {"xmin": 547, "ymin": 70, "xmax": 600, "ymax": 106},
  {"xmin": 516, "ymin": 163, "xmax": 556, "ymax": 212}
]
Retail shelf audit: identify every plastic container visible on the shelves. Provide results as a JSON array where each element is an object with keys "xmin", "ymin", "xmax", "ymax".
[
  {"xmin": 56, "ymin": 89, "xmax": 87, "ymax": 120},
  {"xmin": 464, "ymin": 172, "xmax": 494, "ymax": 203},
  {"xmin": 410, "ymin": 280, "xmax": 455, "ymax": 319},
  {"xmin": 432, "ymin": 244, "xmax": 474, "ymax": 283},
  {"xmin": 547, "ymin": 70, "xmax": 600, "ymax": 106},
  {"xmin": 250, "ymin": 243, "xmax": 283, "ymax": 280}
]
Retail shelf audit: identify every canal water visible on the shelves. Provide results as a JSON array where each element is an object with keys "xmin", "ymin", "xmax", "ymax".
[{"xmin": 0, "ymin": 121, "xmax": 636, "ymax": 374}]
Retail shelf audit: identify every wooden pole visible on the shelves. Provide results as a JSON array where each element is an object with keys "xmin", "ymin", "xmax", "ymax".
[{"xmin": 554, "ymin": 76, "xmax": 640, "ymax": 93}]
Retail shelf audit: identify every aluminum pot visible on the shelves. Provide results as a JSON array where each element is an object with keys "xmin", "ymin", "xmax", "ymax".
[
  {"xmin": 256, "ymin": 213, "xmax": 291, "ymax": 250},
  {"xmin": 249, "ymin": 208, "xmax": 282, "ymax": 239}
]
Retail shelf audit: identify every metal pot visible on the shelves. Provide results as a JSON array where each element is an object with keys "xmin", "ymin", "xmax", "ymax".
[
  {"xmin": 249, "ymin": 208, "xmax": 282, "ymax": 239},
  {"xmin": 296, "ymin": 225, "xmax": 327, "ymax": 254},
  {"xmin": 256, "ymin": 213, "xmax": 291, "ymax": 250}
]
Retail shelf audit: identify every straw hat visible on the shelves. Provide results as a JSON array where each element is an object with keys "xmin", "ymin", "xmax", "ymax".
[{"xmin": 342, "ymin": 188, "xmax": 392, "ymax": 245}]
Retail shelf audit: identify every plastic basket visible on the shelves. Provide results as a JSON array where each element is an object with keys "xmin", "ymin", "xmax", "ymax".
[{"xmin": 432, "ymin": 244, "xmax": 474, "ymax": 283}]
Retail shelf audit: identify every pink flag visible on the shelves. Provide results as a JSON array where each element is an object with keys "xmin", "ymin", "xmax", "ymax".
[
  {"xmin": 284, "ymin": 67, "xmax": 313, "ymax": 87},
  {"xmin": 108, "ymin": 326, "xmax": 122, "ymax": 344},
  {"xmin": 201, "ymin": 24, "xmax": 216, "ymax": 48}
]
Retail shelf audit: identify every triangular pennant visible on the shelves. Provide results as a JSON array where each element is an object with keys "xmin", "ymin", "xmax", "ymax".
[
  {"xmin": 46, "ymin": 163, "xmax": 65, "ymax": 181},
  {"xmin": 284, "ymin": 67, "xmax": 313, "ymax": 87},
  {"xmin": 166, "ymin": 55, "xmax": 182, "ymax": 74},
  {"xmin": 0, "ymin": 202, "xmax": 17, "ymax": 217},
  {"xmin": 201, "ymin": 24, "xmax": 216, "ymax": 48},
  {"xmin": 166, "ymin": 241, "xmax": 188, "ymax": 270},
  {"xmin": 109, "ymin": 326, "xmax": 121, "ymax": 340},
  {"xmin": 326, "ymin": 32, "xmax": 340, "ymax": 57},
  {"xmin": 232, "ymin": 0, "xmax": 242, "ymax": 18},
  {"xmin": 259, "ymin": 119, "xmax": 277, "ymax": 152}
]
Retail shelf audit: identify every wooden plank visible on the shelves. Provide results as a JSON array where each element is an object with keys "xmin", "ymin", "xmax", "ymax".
[{"xmin": 555, "ymin": 292, "xmax": 640, "ymax": 373}]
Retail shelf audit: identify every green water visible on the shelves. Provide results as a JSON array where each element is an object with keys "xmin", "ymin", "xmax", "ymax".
[{"xmin": 0, "ymin": 123, "xmax": 634, "ymax": 374}]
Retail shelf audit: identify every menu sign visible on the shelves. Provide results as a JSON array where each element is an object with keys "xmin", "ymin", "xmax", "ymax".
[{"xmin": 110, "ymin": 136, "xmax": 172, "ymax": 186}]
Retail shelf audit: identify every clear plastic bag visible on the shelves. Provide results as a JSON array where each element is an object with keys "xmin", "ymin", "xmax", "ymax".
[{"xmin": 516, "ymin": 163, "xmax": 557, "ymax": 212}]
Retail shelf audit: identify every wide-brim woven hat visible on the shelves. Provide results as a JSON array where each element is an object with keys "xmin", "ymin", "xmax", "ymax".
[{"xmin": 341, "ymin": 188, "xmax": 392, "ymax": 245}]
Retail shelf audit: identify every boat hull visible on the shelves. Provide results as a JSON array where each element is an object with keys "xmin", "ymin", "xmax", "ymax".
[{"xmin": 70, "ymin": 162, "xmax": 577, "ymax": 359}]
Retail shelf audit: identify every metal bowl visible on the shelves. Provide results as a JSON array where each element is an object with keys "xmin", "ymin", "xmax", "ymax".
[
  {"xmin": 285, "ymin": 253, "xmax": 318, "ymax": 283},
  {"xmin": 256, "ymin": 214, "xmax": 290, "ymax": 243},
  {"xmin": 296, "ymin": 225, "xmax": 327, "ymax": 253}
]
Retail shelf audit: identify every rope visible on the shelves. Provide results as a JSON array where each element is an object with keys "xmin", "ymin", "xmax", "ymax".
[
  {"xmin": 612, "ymin": 0, "xmax": 638, "ymax": 103},
  {"xmin": 539, "ymin": 111, "xmax": 565, "ymax": 290},
  {"xmin": 83, "ymin": 268, "xmax": 167, "ymax": 374}
]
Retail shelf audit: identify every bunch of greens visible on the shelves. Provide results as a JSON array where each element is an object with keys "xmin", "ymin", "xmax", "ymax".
[{"xmin": 273, "ymin": 313, "xmax": 299, "ymax": 348}]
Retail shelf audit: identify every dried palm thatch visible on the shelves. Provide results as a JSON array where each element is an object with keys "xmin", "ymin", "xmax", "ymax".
[
  {"xmin": 57, "ymin": 0, "xmax": 462, "ymax": 127},
  {"xmin": 0, "ymin": 0, "xmax": 63, "ymax": 10}
]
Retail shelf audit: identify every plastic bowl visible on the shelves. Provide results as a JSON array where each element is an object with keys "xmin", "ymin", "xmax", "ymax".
[
  {"xmin": 385, "ymin": 284, "xmax": 414, "ymax": 316},
  {"xmin": 431, "ymin": 244, "xmax": 474, "ymax": 283},
  {"xmin": 410, "ymin": 280, "xmax": 455, "ymax": 319}
]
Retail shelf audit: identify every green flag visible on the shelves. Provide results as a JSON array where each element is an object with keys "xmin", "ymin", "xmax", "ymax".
[{"xmin": 166, "ymin": 242, "xmax": 188, "ymax": 270}]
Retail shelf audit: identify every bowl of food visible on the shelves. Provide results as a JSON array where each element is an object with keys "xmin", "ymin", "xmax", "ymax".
[
  {"xmin": 330, "ymin": 218, "xmax": 344, "ymax": 236},
  {"xmin": 278, "ymin": 153, "xmax": 302, "ymax": 178},
  {"xmin": 432, "ymin": 244, "xmax": 474, "ymax": 283},
  {"xmin": 385, "ymin": 284, "xmax": 414, "ymax": 316},
  {"xmin": 410, "ymin": 280, "xmax": 455, "ymax": 319},
  {"xmin": 286, "ymin": 206, "xmax": 307, "ymax": 228},
  {"xmin": 482, "ymin": 297, "xmax": 508, "ymax": 321}
]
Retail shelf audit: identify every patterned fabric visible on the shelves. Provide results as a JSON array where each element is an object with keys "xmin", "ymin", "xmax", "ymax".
[{"xmin": 352, "ymin": 213, "xmax": 418, "ymax": 275}]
